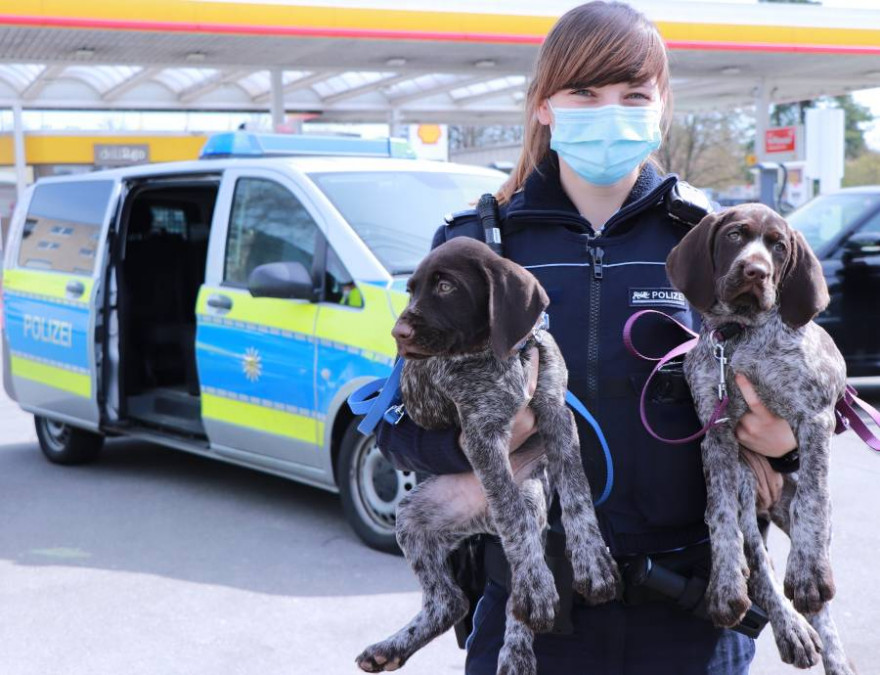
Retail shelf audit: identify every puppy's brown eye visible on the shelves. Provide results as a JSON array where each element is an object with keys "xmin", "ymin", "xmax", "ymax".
[
  {"xmin": 773, "ymin": 241, "xmax": 786, "ymax": 253},
  {"xmin": 727, "ymin": 231, "xmax": 741, "ymax": 242},
  {"xmin": 437, "ymin": 280, "xmax": 454, "ymax": 294}
]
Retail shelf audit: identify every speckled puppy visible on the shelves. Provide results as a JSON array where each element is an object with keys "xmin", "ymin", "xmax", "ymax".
[
  {"xmin": 356, "ymin": 237, "xmax": 620, "ymax": 675},
  {"xmin": 668, "ymin": 203, "xmax": 855, "ymax": 674}
]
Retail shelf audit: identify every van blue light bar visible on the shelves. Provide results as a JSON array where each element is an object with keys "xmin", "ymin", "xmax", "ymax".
[{"xmin": 200, "ymin": 132, "xmax": 417, "ymax": 160}]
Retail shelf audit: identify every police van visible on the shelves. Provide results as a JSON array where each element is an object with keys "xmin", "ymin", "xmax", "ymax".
[{"xmin": 1, "ymin": 132, "xmax": 505, "ymax": 552}]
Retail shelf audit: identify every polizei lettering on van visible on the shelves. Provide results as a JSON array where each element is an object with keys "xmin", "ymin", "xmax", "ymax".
[
  {"xmin": 23, "ymin": 314, "xmax": 74, "ymax": 348},
  {"xmin": 628, "ymin": 287, "xmax": 687, "ymax": 310}
]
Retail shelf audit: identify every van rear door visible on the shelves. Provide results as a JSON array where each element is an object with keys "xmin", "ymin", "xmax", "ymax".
[{"xmin": 2, "ymin": 178, "xmax": 119, "ymax": 430}]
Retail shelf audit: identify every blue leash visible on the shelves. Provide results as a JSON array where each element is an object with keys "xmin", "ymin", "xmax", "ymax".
[
  {"xmin": 564, "ymin": 390, "xmax": 613, "ymax": 507},
  {"xmin": 347, "ymin": 360, "xmax": 614, "ymax": 507},
  {"xmin": 348, "ymin": 358, "xmax": 405, "ymax": 435}
]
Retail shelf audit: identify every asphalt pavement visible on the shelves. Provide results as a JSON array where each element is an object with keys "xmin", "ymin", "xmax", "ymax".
[{"xmin": 1, "ymin": 375, "xmax": 878, "ymax": 675}]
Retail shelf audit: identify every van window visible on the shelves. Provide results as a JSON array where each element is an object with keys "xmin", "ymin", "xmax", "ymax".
[
  {"xmin": 17, "ymin": 180, "xmax": 114, "ymax": 275},
  {"xmin": 325, "ymin": 246, "xmax": 363, "ymax": 308},
  {"xmin": 224, "ymin": 178, "xmax": 318, "ymax": 286},
  {"xmin": 309, "ymin": 170, "xmax": 504, "ymax": 274},
  {"xmin": 859, "ymin": 210, "xmax": 880, "ymax": 236}
]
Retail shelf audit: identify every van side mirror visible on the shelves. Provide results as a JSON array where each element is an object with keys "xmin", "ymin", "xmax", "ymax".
[
  {"xmin": 842, "ymin": 232, "xmax": 880, "ymax": 265},
  {"xmin": 247, "ymin": 262, "xmax": 316, "ymax": 301}
]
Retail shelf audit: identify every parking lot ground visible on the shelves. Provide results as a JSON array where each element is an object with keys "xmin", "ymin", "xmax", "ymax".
[{"xmin": 1, "ymin": 378, "xmax": 878, "ymax": 675}]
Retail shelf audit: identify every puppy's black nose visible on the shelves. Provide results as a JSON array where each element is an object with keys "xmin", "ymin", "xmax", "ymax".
[
  {"xmin": 392, "ymin": 321, "xmax": 414, "ymax": 341},
  {"xmin": 743, "ymin": 262, "xmax": 769, "ymax": 281}
]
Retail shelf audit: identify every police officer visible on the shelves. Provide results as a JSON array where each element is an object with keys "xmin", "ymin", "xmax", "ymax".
[{"xmin": 377, "ymin": 3, "xmax": 799, "ymax": 673}]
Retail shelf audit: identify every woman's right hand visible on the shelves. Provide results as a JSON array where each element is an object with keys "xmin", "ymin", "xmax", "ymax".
[
  {"xmin": 459, "ymin": 347, "xmax": 540, "ymax": 452},
  {"xmin": 509, "ymin": 404, "xmax": 538, "ymax": 452}
]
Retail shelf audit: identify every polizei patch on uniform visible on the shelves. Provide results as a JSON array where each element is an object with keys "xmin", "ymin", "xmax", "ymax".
[{"xmin": 629, "ymin": 287, "xmax": 687, "ymax": 309}]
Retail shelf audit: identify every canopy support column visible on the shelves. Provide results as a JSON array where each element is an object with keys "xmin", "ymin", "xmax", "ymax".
[
  {"xmin": 754, "ymin": 79, "xmax": 771, "ymax": 163},
  {"xmin": 388, "ymin": 108, "xmax": 403, "ymax": 138},
  {"xmin": 12, "ymin": 102, "xmax": 27, "ymax": 202},
  {"xmin": 270, "ymin": 69, "xmax": 285, "ymax": 131}
]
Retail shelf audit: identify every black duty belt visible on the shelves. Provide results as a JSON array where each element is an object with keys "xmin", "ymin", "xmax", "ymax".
[{"xmin": 482, "ymin": 535, "xmax": 768, "ymax": 639}]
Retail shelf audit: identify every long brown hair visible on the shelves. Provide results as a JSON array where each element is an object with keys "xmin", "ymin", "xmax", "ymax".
[{"xmin": 498, "ymin": 1, "xmax": 671, "ymax": 204}]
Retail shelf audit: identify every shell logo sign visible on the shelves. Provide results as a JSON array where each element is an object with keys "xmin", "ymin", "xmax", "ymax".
[
  {"xmin": 408, "ymin": 124, "xmax": 448, "ymax": 161},
  {"xmin": 417, "ymin": 124, "xmax": 442, "ymax": 145}
]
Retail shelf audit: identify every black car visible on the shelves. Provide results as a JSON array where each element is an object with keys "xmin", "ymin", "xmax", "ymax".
[{"xmin": 787, "ymin": 187, "xmax": 880, "ymax": 376}]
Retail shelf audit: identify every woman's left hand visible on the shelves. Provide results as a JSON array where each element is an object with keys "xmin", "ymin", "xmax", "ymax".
[{"xmin": 733, "ymin": 373, "xmax": 798, "ymax": 458}]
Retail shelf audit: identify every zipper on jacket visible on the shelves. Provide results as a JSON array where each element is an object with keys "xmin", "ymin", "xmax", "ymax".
[
  {"xmin": 590, "ymin": 246, "xmax": 604, "ymax": 280},
  {"xmin": 587, "ymin": 240, "xmax": 603, "ymax": 402}
]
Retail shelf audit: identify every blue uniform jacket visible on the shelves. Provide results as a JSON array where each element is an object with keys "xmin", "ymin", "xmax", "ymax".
[{"xmin": 378, "ymin": 155, "xmax": 709, "ymax": 557}]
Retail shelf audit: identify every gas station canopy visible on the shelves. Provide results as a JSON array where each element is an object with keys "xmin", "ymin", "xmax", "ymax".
[{"xmin": 1, "ymin": 1, "xmax": 880, "ymax": 124}]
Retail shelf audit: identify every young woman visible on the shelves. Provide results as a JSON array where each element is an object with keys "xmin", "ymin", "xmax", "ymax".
[{"xmin": 377, "ymin": 2, "xmax": 798, "ymax": 673}]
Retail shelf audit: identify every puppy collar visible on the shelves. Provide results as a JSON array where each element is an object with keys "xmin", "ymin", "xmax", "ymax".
[
  {"xmin": 711, "ymin": 322, "xmax": 744, "ymax": 343},
  {"xmin": 514, "ymin": 312, "xmax": 551, "ymax": 354}
]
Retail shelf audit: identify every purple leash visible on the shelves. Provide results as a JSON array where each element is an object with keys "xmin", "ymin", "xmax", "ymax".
[
  {"xmin": 836, "ymin": 384, "xmax": 880, "ymax": 451},
  {"xmin": 624, "ymin": 309, "xmax": 880, "ymax": 451},
  {"xmin": 623, "ymin": 310, "xmax": 729, "ymax": 445}
]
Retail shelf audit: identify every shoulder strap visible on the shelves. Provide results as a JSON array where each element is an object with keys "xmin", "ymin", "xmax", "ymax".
[
  {"xmin": 476, "ymin": 193, "xmax": 504, "ymax": 257},
  {"xmin": 665, "ymin": 180, "xmax": 713, "ymax": 227},
  {"xmin": 441, "ymin": 195, "xmax": 508, "ymax": 256}
]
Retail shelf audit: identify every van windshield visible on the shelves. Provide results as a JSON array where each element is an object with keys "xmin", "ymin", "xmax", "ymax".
[{"xmin": 309, "ymin": 170, "xmax": 505, "ymax": 274}]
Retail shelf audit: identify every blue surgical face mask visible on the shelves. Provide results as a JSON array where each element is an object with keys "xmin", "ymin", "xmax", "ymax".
[{"xmin": 548, "ymin": 102, "xmax": 663, "ymax": 186}]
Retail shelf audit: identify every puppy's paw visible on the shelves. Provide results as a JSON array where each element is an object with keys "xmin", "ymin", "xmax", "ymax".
[
  {"xmin": 497, "ymin": 639, "xmax": 537, "ymax": 675},
  {"xmin": 356, "ymin": 642, "xmax": 407, "ymax": 673},
  {"xmin": 823, "ymin": 658, "xmax": 858, "ymax": 675},
  {"xmin": 784, "ymin": 556, "xmax": 836, "ymax": 615},
  {"xmin": 706, "ymin": 571, "xmax": 751, "ymax": 628},
  {"xmin": 774, "ymin": 613, "xmax": 823, "ymax": 669},
  {"xmin": 571, "ymin": 543, "xmax": 621, "ymax": 606},
  {"xmin": 510, "ymin": 565, "xmax": 559, "ymax": 633}
]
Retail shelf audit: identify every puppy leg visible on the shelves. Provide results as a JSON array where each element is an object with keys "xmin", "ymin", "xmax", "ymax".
[
  {"xmin": 355, "ymin": 476, "xmax": 475, "ymax": 672},
  {"xmin": 809, "ymin": 605, "xmax": 858, "ymax": 675},
  {"xmin": 356, "ymin": 452, "xmax": 549, "ymax": 672},
  {"xmin": 497, "ymin": 598, "xmax": 537, "ymax": 675},
  {"xmin": 497, "ymin": 463, "xmax": 548, "ymax": 675},
  {"xmin": 738, "ymin": 461, "xmax": 822, "ymax": 669},
  {"xmin": 701, "ymin": 424, "xmax": 752, "ymax": 627},
  {"xmin": 532, "ymin": 398, "xmax": 619, "ymax": 604},
  {"xmin": 770, "ymin": 475, "xmax": 857, "ymax": 675},
  {"xmin": 459, "ymin": 407, "xmax": 559, "ymax": 634},
  {"xmin": 784, "ymin": 414, "xmax": 836, "ymax": 614}
]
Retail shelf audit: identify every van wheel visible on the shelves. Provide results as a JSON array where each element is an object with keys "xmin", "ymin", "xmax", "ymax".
[
  {"xmin": 338, "ymin": 419, "xmax": 417, "ymax": 555},
  {"xmin": 34, "ymin": 416, "xmax": 104, "ymax": 465}
]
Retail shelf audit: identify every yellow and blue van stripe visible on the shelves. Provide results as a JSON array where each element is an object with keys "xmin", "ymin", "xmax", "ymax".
[
  {"xmin": 195, "ymin": 283, "xmax": 400, "ymax": 444},
  {"xmin": 197, "ymin": 314, "xmax": 319, "ymax": 415},
  {"xmin": 2, "ymin": 269, "xmax": 93, "ymax": 398}
]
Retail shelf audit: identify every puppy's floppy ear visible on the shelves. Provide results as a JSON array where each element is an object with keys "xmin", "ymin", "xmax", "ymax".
[
  {"xmin": 778, "ymin": 229, "xmax": 829, "ymax": 329},
  {"xmin": 484, "ymin": 258, "xmax": 549, "ymax": 361},
  {"xmin": 666, "ymin": 212, "xmax": 721, "ymax": 313}
]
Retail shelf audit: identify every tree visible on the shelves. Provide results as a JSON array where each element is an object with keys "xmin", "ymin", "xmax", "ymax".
[
  {"xmin": 449, "ymin": 125, "xmax": 523, "ymax": 151},
  {"xmin": 834, "ymin": 95, "xmax": 874, "ymax": 159},
  {"xmin": 771, "ymin": 100, "xmax": 813, "ymax": 127},
  {"xmin": 656, "ymin": 111, "xmax": 751, "ymax": 190},
  {"xmin": 843, "ymin": 151, "xmax": 880, "ymax": 187}
]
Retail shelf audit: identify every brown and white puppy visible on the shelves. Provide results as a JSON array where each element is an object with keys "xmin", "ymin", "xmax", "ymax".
[
  {"xmin": 667, "ymin": 203, "xmax": 855, "ymax": 674},
  {"xmin": 356, "ymin": 237, "xmax": 619, "ymax": 675}
]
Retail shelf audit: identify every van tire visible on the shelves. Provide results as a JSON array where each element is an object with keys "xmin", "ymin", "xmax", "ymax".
[
  {"xmin": 34, "ymin": 416, "xmax": 104, "ymax": 465},
  {"xmin": 337, "ymin": 419, "xmax": 417, "ymax": 555}
]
